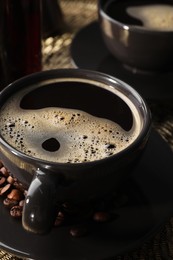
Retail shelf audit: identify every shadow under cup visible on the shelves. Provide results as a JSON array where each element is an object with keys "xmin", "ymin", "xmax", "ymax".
[{"xmin": 0, "ymin": 69, "xmax": 151, "ymax": 234}]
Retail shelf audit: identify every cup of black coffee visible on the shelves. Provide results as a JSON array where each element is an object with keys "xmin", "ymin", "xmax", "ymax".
[
  {"xmin": 98, "ymin": 0, "xmax": 173, "ymax": 71},
  {"xmin": 0, "ymin": 69, "xmax": 151, "ymax": 234}
]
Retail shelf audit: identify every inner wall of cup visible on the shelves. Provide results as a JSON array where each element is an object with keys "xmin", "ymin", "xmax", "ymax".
[{"xmin": 20, "ymin": 80, "xmax": 133, "ymax": 131}]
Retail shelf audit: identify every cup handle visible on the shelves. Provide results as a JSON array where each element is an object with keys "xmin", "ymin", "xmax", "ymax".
[{"xmin": 22, "ymin": 169, "xmax": 58, "ymax": 234}]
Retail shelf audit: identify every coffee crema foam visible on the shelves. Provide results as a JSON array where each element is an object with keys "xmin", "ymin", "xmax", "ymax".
[
  {"xmin": 127, "ymin": 5, "xmax": 173, "ymax": 31},
  {"xmin": 0, "ymin": 89, "xmax": 140, "ymax": 163}
]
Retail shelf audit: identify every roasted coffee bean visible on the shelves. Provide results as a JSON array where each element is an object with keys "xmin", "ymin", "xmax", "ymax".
[
  {"xmin": 19, "ymin": 199, "xmax": 25, "ymax": 207},
  {"xmin": 7, "ymin": 189, "xmax": 24, "ymax": 201},
  {"xmin": 69, "ymin": 225, "xmax": 87, "ymax": 237},
  {"xmin": 24, "ymin": 190, "xmax": 28, "ymax": 197},
  {"xmin": 0, "ymin": 176, "xmax": 6, "ymax": 186},
  {"xmin": 0, "ymin": 183, "xmax": 11, "ymax": 196},
  {"xmin": 10, "ymin": 205, "xmax": 23, "ymax": 218},
  {"xmin": 0, "ymin": 166, "xmax": 9, "ymax": 177},
  {"xmin": 3, "ymin": 198, "xmax": 18, "ymax": 208},
  {"xmin": 7, "ymin": 176, "xmax": 15, "ymax": 184},
  {"xmin": 13, "ymin": 181, "xmax": 25, "ymax": 192},
  {"xmin": 93, "ymin": 211, "xmax": 110, "ymax": 222},
  {"xmin": 54, "ymin": 211, "xmax": 65, "ymax": 226}
]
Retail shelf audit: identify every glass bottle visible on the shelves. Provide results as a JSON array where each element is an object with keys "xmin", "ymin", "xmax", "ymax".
[{"xmin": 0, "ymin": 0, "xmax": 42, "ymax": 89}]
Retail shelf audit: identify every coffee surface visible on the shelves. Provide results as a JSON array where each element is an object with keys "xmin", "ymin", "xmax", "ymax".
[
  {"xmin": 0, "ymin": 87, "xmax": 139, "ymax": 163},
  {"xmin": 127, "ymin": 5, "xmax": 173, "ymax": 31},
  {"xmin": 104, "ymin": 1, "xmax": 173, "ymax": 31}
]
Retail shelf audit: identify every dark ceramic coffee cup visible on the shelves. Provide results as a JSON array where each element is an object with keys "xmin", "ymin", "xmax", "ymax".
[
  {"xmin": 98, "ymin": 0, "xmax": 173, "ymax": 71},
  {"xmin": 0, "ymin": 69, "xmax": 151, "ymax": 234}
]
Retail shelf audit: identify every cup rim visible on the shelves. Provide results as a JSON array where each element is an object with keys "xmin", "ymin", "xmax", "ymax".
[{"xmin": 0, "ymin": 68, "xmax": 151, "ymax": 167}]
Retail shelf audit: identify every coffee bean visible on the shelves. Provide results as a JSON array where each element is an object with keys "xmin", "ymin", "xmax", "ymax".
[
  {"xmin": 0, "ymin": 183, "xmax": 11, "ymax": 196},
  {"xmin": 54, "ymin": 211, "xmax": 65, "ymax": 226},
  {"xmin": 13, "ymin": 181, "xmax": 25, "ymax": 192},
  {"xmin": 19, "ymin": 199, "xmax": 25, "ymax": 207},
  {"xmin": 10, "ymin": 205, "xmax": 23, "ymax": 218},
  {"xmin": 7, "ymin": 189, "xmax": 24, "ymax": 201},
  {"xmin": 7, "ymin": 175, "xmax": 15, "ymax": 184},
  {"xmin": 3, "ymin": 198, "xmax": 18, "ymax": 208},
  {"xmin": 93, "ymin": 211, "xmax": 110, "ymax": 222},
  {"xmin": 24, "ymin": 190, "xmax": 28, "ymax": 197},
  {"xmin": 0, "ymin": 176, "xmax": 6, "ymax": 186},
  {"xmin": 69, "ymin": 225, "xmax": 87, "ymax": 237},
  {"xmin": 0, "ymin": 166, "xmax": 9, "ymax": 177}
]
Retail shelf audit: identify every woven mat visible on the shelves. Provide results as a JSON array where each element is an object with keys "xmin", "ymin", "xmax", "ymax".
[{"xmin": 1, "ymin": 0, "xmax": 173, "ymax": 259}]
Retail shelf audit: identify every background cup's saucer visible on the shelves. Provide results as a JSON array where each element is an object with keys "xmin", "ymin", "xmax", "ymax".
[
  {"xmin": 0, "ymin": 130, "xmax": 173, "ymax": 260},
  {"xmin": 71, "ymin": 22, "xmax": 173, "ymax": 102}
]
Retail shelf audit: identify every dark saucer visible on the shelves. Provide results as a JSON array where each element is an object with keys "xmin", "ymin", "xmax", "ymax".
[
  {"xmin": 0, "ymin": 130, "xmax": 173, "ymax": 260},
  {"xmin": 71, "ymin": 22, "xmax": 173, "ymax": 101}
]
